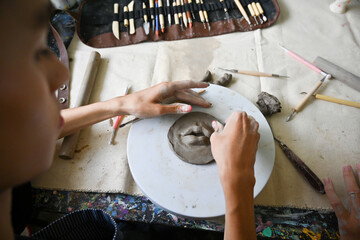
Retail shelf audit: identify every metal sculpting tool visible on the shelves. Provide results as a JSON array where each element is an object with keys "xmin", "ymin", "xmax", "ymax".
[
  {"xmin": 128, "ymin": 1, "xmax": 136, "ymax": 35},
  {"xmin": 286, "ymin": 75, "xmax": 330, "ymax": 122},
  {"xmin": 142, "ymin": 3, "xmax": 150, "ymax": 35},
  {"xmin": 149, "ymin": 0, "xmax": 155, "ymax": 30},
  {"xmin": 200, "ymin": 0, "xmax": 211, "ymax": 31},
  {"xmin": 112, "ymin": 3, "xmax": 120, "ymax": 39},
  {"xmin": 255, "ymin": 0, "xmax": 267, "ymax": 22},
  {"xmin": 280, "ymin": 45, "xmax": 328, "ymax": 77},
  {"xmin": 220, "ymin": 0, "xmax": 231, "ymax": 23},
  {"xmin": 184, "ymin": 0, "xmax": 193, "ymax": 28},
  {"xmin": 274, "ymin": 137, "xmax": 325, "ymax": 194},
  {"xmin": 195, "ymin": 0, "xmax": 206, "ymax": 29},
  {"xmin": 243, "ymin": 0, "xmax": 257, "ymax": 25},
  {"xmin": 233, "ymin": 0, "xmax": 251, "ymax": 26},
  {"xmin": 218, "ymin": 67, "xmax": 289, "ymax": 78},
  {"xmin": 108, "ymin": 85, "xmax": 131, "ymax": 145},
  {"xmin": 119, "ymin": 117, "xmax": 141, "ymax": 129}
]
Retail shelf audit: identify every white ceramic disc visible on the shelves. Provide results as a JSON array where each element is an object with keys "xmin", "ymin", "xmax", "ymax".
[{"xmin": 127, "ymin": 84, "xmax": 275, "ymax": 218}]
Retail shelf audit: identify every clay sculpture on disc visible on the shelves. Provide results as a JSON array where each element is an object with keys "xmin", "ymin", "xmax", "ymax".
[{"xmin": 168, "ymin": 112, "xmax": 221, "ymax": 165}]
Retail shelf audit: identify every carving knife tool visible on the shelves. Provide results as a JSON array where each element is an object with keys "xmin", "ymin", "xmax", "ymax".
[
  {"xmin": 123, "ymin": 5, "xmax": 129, "ymax": 34},
  {"xmin": 108, "ymin": 85, "xmax": 131, "ymax": 145},
  {"xmin": 200, "ymin": 0, "xmax": 211, "ymax": 31},
  {"xmin": 274, "ymin": 137, "xmax": 325, "ymax": 194},
  {"xmin": 158, "ymin": 0, "xmax": 165, "ymax": 32},
  {"xmin": 173, "ymin": 1, "xmax": 180, "ymax": 26},
  {"xmin": 155, "ymin": 0, "xmax": 160, "ymax": 35},
  {"xmin": 112, "ymin": 3, "xmax": 120, "ymax": 39},
  {"xmin": 256, "ymin": 0, "xmax": 267, "ymax": 22},
  {"xmin": 219, "ymin": 0, "xmax": 231, "ymax": 23},
  {"xmin": 149, "ymin": 0, "xmax": 155, "ymax": 30},
  {"xmin": 195, "ymin": 0, "xmax": 206, "ymax": 29},
  {"xmin": 184, "ymin": 0, "xmax": 193, "ymax": 28},
  {"xmin": 286, "ymin": 75, "xmax": 330, "ymax": 122},
  {"xmin": 280, "ymin": 45, "xmax": 328, "ymax": 77},
  {"xmin": 128, "ymin": 1, "xmax": 136, "ymax": 35},
  {"xmin": 251, "ymin": 1, "xmax": 263, "ymax": 24},
  {"xmin": 188, "ymin": 0, "xmax": 196, "ymax": 19},
  {"xmin": 142, "ymin": 3, "xmax": 150, "ymax": 35},
  {"xmin": 218, "ymin": 67, "xmax": 289, "ymax": 78},
  {"xmin": 166, "ymin": 0, "xmax": 172, "ymax": 26},
  {"xmin": 180, "ymin": 0, "xmax": 188, "ymax": 27},
  {"xmin": 233, "ymin": 0, "xmax": 251, "ymax": 26}
]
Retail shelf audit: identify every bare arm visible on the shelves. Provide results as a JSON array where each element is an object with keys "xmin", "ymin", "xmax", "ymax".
[
  {"xmin": 210, "ymin": 112, "xmax": 259, "ymax": 240},
  {"xmin": 59, "ymin": 81, "xmax": 211, "ymax": 138}
]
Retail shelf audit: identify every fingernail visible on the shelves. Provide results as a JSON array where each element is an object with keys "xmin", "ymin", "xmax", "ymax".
[
  {"xmin": 180, "ymin": 105, "xmax": 192, "ymax": 113},
  {"xmin": 343, "ymin": 165, "xmax": 352, "ymax": 172},
  {"xmin": 212, "ymin": 120, "xmax": 217, "ymax": 129}
]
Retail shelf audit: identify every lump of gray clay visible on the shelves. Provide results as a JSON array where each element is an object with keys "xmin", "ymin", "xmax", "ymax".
[
  {"xmin": 168, "ymin": 112, "xmax": 221, "ymax": 165},
  {"xmin": 214, "ymin": 73, "xmax": 232, "ymax": 87},
  {"xmin": 256, "ymin": 92, "xmax": 282, "ymax": 116},
  {"xmin": 200, "ymin": 70, "xmax": 212, "ymax": 83}
]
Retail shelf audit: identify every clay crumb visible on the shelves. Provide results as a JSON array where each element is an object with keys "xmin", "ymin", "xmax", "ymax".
[
  {"xmin": 256, "ymin": 92, "xmax": 282, "ymax": 116},
  {"xmin": 214, "ymin": 73, "xmax": 232, "ymax": 87},
  {"xmin": 200, "ymin": 70, "xmax": 212, "ymax": 83}
]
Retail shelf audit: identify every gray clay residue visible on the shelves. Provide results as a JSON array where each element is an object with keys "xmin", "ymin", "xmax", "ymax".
[
  {"xmin": 256, "ymin": 92, "xmax": 282, "ymax": 116},
  {"xmin": 168, "ymin": 112, "xmax": 220, "ymax": 165}
]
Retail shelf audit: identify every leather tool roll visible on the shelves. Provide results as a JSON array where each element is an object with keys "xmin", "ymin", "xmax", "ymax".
[{"xmin": 76, "ymin": 0, "xmax": 279, "ymax": 48}]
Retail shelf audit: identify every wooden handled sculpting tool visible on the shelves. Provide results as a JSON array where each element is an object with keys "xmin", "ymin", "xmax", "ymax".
[
  {"xmin": 218, "ymin": 67, "xmax": 289, "ymax": 78},
  {"xmin": 244, "ymin": 0, "xmax": 258, "ymax": 25},
  {"xmin": 149, "ymin": 0, "xmax": 155, "ymax": 30},
  {"xmin": 274, "ymin": 137, "xmax": 325, "ymax": 194},
  {"xmin": 251, "ymin": 1, "xmax": 263, "ymax": 24},
  {"xmin": 142, "ymin": 3, "xmax": 150, "ymax": 35},
  {"xmin": 195, "ymin": 0, "xmax": 206, "ymax": 29},
  {"xmin": 200, "ymin": 0, "xmax": 211, "ymax": 31},
  {"xmin": 188, "ymin": 0, "xmax": 196, "ymax": 19},
  {"xmin": 314, "ymin": 94, "xmax": 360, "ymax": 108},
  {"xmin": 108, "ymin": 85, "xmax": 131, "ymax": 145},
  {"xmin": 180, "ymin": 0, "xmax": 188, "ymax": 27},
  {"xmin": 128, "ymin": 1, "xmax": 136, "ymax": 35},
  {"xmin": 155, "ymin": 0, "xmax": 160, "ymax": 35},
  {"xmin": 176, "ymin": 0, "xmax": 184, "ymax": 29},
  {"xmin": 112, "ymin": 3, "xmax": 120, "ymax": 39},
  {"xmin": 158, "ymin": 0, "xmax": 165, "ymax": 32},
  {"xmin": 219, "ymin": 0, "xmax": 231, "ymax": 23},
  {"xmin": 286, "ymin": 75, "xmax": 330, "ymax": 122},
  {"xmin": 59, "ymin": 52, "xmax": 101, "ymax": 160},
  {"xmin": 233, "ymin": 0, "xmax": 251, "ymax": 26},
  {"xmin": 184, "ymin": 0, "xmax": 193, "ymax": 28},
  {"xmin": 173, "ymin": 1, "xmax": 180, "ymax": 26},
  {"xmin": 166, "ymin": 0, "xmax": 172, "ymax": 26},
  {"xmin": 255, "ymin": 0, "xmax": 267, "ymax": 22},
  {"xmin": 123, "ymin": 5, "xmax": 129, "ymax": 33}
]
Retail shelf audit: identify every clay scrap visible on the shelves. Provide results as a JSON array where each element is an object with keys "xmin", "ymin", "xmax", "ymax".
[{"xmin": 256, "ymin": 92, "xmax": 282, "ymax": 116}]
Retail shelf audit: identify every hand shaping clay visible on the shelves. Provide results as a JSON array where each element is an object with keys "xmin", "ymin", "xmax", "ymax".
[{"xmin": 168, "ymin": 112, "xmax": 220, "ymax": 165}]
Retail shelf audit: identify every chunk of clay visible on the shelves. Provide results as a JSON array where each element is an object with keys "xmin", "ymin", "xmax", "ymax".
[
  {"xmin": 214, "ymin": 73, "xmax": 232, "ymax": 86},
  {"xmin": 168, "ymin": 112, "xmax": 220, "ymax": 165},
  {"xmin": 256, "ymin": 92, "xmax": 282, "ymax": 116},
  {"xmin": 200, "ymin": 70, "xmax": 212, "ymax": 82}
]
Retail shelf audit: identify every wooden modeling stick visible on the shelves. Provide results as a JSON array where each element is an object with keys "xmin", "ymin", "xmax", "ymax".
[
  {"xmin": 233, "ymin": 0, "xmax": 251, "ymax": 26},
  {"xmin": 59, "ymin": 52, "xmax": 101, "ymax": 160},
  {"xmin": 314, "ymin": 94, "xmax": 360, "ymax": 108},
  {"xmin": 112, "ymin": 3, "xmax": 120, "ymax": 39},
  {"xmin": 128, "ymin": 1, "xmax": 136, "ymax": 35}
]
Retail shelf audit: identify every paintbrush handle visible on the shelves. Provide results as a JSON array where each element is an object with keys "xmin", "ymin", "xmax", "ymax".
[
  {"xmin": 294, "ymin": 80, "xmax": 323, "ymax": 112},
  {"xmin": 315, "ymin": 94, "xmax": 360, "ymax": 108},
  {"xmin": 276, "ymin": 140, "xmax": 325, "ymax": 194},
  {"xmin": 236, "ymin": 70, "xmax": 272, "ymax": 77}
]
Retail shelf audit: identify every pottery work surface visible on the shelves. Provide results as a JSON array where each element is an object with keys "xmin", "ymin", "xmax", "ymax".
[
  {"xmin": 168, "ymin": 112, "xmax": 219, "ymax": 165},
  {"xmin": 127, "ymin": 84, "xmax": 275, "ymax": 218}
]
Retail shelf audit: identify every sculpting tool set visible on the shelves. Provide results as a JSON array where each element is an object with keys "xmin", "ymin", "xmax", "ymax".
[{"xmin": 111, "ymin": 0, "xmax": 268, "ymax": 38}]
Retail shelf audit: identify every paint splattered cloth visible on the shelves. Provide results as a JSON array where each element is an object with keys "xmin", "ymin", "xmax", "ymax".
[{"xmin": 32, "ymin": 0, "xmax": 360, "ymax": 210}]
